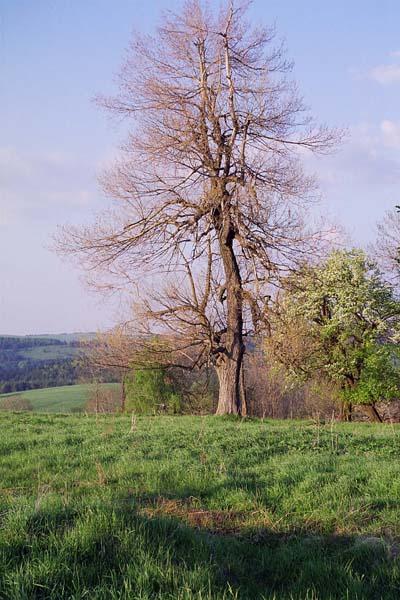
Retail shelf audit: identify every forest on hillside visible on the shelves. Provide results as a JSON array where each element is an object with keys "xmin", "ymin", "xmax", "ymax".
[{"xmin": 0, "ymin": 336, "xmax": 116, "ymax": 393}]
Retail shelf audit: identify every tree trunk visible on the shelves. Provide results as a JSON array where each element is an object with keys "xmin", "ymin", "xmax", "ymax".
[
  {"xmin": 358, "ymin": 403, "xmax": 383, "ymax": 423},
  {"xmin": 216, "ymin": 356, "xmax": 244, "ymax": 415},
  {"xmin": 215, "ymin": 207, "xmax": 247, "ymax": 416}
]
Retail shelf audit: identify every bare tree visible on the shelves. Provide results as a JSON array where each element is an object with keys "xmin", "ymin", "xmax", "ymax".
[
  {"xmin": 374, "ymin": 208, "xmax": 400, "ymax": 281},
  {"xmin": 85, "ymin": 381, "xmax": 123, "ymax": 414},
  {"xmin": 86, "ymin": 327, "xmax": 143, "ymax": 411},
  {"xmin": 58, "ymin": 1, "xmax": 339, "ymax": 415}
]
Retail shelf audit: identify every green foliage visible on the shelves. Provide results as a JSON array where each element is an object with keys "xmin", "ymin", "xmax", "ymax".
[
  {"xmin": 0, "ymin": 413, "xmax": 399, "ymax": 599},
  {"xmin": 271, "ymin": 250, "xmax": 400, "ymax": 407},
  {"xmin": 342, "ymin": 342, "xmax": 400, "ymax": 405},
  {"xmin": 125, "ymin": 368, "xmax": 182, "ymax": 414}
]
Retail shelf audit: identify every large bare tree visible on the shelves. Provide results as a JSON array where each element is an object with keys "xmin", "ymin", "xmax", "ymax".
[{"xmin": 59, "ymin": 1, "xmax": 338, "ymax": 415}]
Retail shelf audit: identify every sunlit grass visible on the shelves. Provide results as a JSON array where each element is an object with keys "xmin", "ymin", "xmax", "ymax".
[{"xmin": 0, "ymin": 414, "xmax": 399, "ymax": 599}]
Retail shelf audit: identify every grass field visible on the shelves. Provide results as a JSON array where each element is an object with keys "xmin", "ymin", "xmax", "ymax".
[
  {"xmin": 0, "ymin": 414, "xmax": 399, "ymax": 599},
  {"xmin": 0, "ymin": 383, "xmax": 121, "ymax": 413}
]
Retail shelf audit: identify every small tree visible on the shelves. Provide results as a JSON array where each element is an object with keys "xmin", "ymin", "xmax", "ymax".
[
  {"xmin": 268, "ymin": 249, "xmax": 400, "ymax": 421},
  {"xmin": 85, "ymin": 328, "xmax": 144, "ymax": 411},
  {"xmin": 125, "ymin": 368, "xmax": 182, "ymax": 415},
  {"xmin": 85, "ymin": 383, "xmax": 123, "ymax": 414}
]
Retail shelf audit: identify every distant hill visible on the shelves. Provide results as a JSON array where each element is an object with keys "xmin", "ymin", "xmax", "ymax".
[
  {"xmin": 0, "ymin": 333, "xmax": 116, "ymax": 394},
  {"xmin": 0, "ymin": 332, "xmax": 98, "ymax": 342}
]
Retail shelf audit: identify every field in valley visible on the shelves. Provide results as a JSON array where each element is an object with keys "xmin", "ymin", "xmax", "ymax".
[
  {"xmin": 0, "ymin": 414, "xmax": 399, "ymax": 599},
  {"xmin": 0, "ymin": 383, "xmax": 121, "ymax": 413}
]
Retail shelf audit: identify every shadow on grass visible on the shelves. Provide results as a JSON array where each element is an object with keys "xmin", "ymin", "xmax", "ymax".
[{"xmin": 1, "ymin": 498, "xmax": 399, "ymax": 600}]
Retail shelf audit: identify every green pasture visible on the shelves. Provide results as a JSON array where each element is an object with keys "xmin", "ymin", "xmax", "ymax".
[
  {"xmin": 0, "ymin": 383, "xmax": 121, "ymax": 413},
  {"xmin": 0, "ymin": 414, "xmax": 399, "ymax": 599}
]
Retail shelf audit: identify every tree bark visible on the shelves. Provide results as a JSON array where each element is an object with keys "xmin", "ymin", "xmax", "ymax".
[
  {"xmin": 215, "ymin": 207, "xmax": 247, "ymax": 415},
  {"xmin": 216, "ymin": 357, "xmax": 244, "ymax": 414},
  {"xmin": 358, "ymin": 403, "xmax": 383, "ymax": 423}
]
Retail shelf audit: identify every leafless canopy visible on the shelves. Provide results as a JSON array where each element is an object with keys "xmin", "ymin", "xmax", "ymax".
[
  {"xmin": 58, "ymin": 1, "xmax": 340, "ymax": 414},
  {"xmin": 374, "ymin": 208, "xmax": 400, "ymax": 281}
]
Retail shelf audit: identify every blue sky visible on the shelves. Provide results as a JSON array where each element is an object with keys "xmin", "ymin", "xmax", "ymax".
[{"xmin": 1, "ymin": 0, "xmax": 400, "ymax": 334}]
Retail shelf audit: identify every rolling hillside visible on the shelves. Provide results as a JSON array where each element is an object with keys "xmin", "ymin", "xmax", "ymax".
[
  {"xmin": 0, "ymin": 333, "xmax": 116, "ymax": 394},
  {"xmin": 0, "ymin": 383, "xmax": 121, "ymax": 413}
]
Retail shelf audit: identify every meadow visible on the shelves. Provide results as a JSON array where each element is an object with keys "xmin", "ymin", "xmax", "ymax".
[
  {"xmin": 0, "ymin": 414, "xmax": 399, "ymax": 599},
  {"xmin": 0, "ymin": 383, "xmax": 121, "ymax": 413}
]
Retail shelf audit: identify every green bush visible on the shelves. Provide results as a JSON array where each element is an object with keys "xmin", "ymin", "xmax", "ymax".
[
  {"xmin": 342, "ymin": 342, "xmax": 400, "ymax": 406},
  {"xmin": 125, "ymin": 368, "xmax": 182, "ymax": 414}
]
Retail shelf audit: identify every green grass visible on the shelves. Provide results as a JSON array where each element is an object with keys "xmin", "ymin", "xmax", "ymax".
[
  {"xmin": 0, "ymin": 383, "xmax": 121, "ymax": 412},
  {"xmin": 0, "ymin": 414, "xmax": 399, "ymax": 599}
]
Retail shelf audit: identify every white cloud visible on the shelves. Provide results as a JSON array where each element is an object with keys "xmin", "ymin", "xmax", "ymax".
[
  {"xmin": 302, "ymin": 120, "xmax": 400, "ymax": 246},
  {"xmin": 306, "ymin": 121, "xmax": 400, "ymax": 192},
  {"xmin": 0, "ymin": 146, "xmax": 100, "ymax": 226},
  {"xmin": 380, "ymin": 120, "xmax": 400, "ymax": 148},
  {"xmin": 339, "ymin": 123, "xmax": 400, "ymax": 184},
  {"xmin": 369, "ymin": 64, "xmax": 400, "ymax": 85},
  {"xmin": 363, "ymin": 52, "xmax": 400, "ymax": 85}
]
